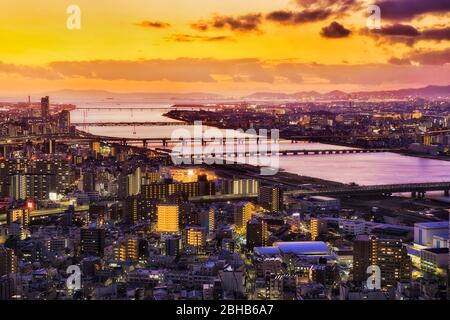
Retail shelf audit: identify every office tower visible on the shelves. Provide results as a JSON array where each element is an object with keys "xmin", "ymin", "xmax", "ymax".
[
  {"xmin": 310, "ymin": 218, "xmax": 328, "ymax": 241},
  {"xmin": 221, "ymin": 179, "xmax": 260, "ymax": 195},
  {"xmin": 156, "ymin": 204, "xmax": 179, "ymax": 233},
  {"xmin": 353, "ymin": 235, "xmax": 412, "ymax": 290},
  {"xmin": 9, "ymin": 173, "xmax": 55, "ymax": 200},
  {"xmin": 58, "ymin": 110, "xmax": 71, "ymax": 132},
  {"xmin": 165, "ymin": 236, "xmax": 180, "ymax": 256},
  {"xmin": 0, "ymin": 247, "xmax": 17, "ymax": 276},
  {"xmin": 258, "ymin": 186, "xmax": 284, "ymax": 213},
  {"xmin": 184, "ymin": 226, "xmax": 206, "ymax": 253},
  {"xmin": 233, "ymin": 202, "xmax": 255, "ymax": 229},
  {"xmin": 141, "ymin": 183, "xmax": 169, "ymax": 200},
  {"xmin": 246, "ymin": 219, "xmax": 268, "ymax": 250},
  {"xmin": 80, "ymin": 228, "xmax": 106, "ymax": 257},
  {"xmin": 40, "ymin": 96, "xmax": 49, "ymax": 118},
  {"xmin": 200, "ymin": 208, "xmax": 215, "ymax": 233}
]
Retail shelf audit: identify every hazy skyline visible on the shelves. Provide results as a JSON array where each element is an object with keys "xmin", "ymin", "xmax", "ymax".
[{"xmin": 0, "ymin": 0, "xmax": 449, "ymax": 96}]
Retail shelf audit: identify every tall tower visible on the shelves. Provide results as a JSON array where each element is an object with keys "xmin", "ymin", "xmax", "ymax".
[{"xmin": 41, "ymin": 96, "xmax": 50, "ymax": 118}]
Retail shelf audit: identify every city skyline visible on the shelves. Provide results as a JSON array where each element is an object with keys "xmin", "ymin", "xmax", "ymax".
[{"xmin": 0, "ymin": 0, "xmax": 449, "ymax": 96}]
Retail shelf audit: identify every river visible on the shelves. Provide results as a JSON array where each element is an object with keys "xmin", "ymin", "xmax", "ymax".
[{"xmin": 70, "ymin": 102, "xmax": 450, "ymax": 188}]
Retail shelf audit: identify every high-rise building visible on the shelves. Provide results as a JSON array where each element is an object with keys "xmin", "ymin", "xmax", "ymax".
[
  {"xmin": 41, "ymin": 96, "xmax": 49, "ymax": 118},
  {"xmin": 200, "ymin": 208, "xmax": 215, "ymax": 233},
  {"xmin": 184, "ymin": 226, "xmax": 206, "ymax": 253},
  {"xmin": 258, "ymin": 186, "xmax": 283, "ymax": 213},
  {"xmin": 0, "ymin": 247, "xmax": 17, "ymax": 276},
  {"xmin": 353, "ymin": 235, "xmax": 412, "ymax": 290},
  {"xmin": 246, "ymin": 219, "xmax": 268, "ymax": 250},
  {"xmin": 165, "ymin": 236, "xmax": 180, "ymax": 256},
  {"xmin": 234, "ymin": 202, "xmax": 255, "ymax": 229},
  {"xmin": 156, "ymin": 204, "xmax": 179, "ymax": 233},
  {"xmin": 58, "ymin": 110, "xmax": 71, "ymax": 133},
  {"xmin": 310, "ymin": 218, "xmax": 328, "ymax": 241},
  {"xmin": 80, "ymin": 228, "xmax": 105, "ymax": 257}
]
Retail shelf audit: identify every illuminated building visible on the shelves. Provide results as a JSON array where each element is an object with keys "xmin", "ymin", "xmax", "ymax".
[
  {"xmin": 258, "ymin": 186, "xmax": 283, "ymax": 213},
  {"xmin": 200, "ymin": 208, "xmax": 215, "ymax": 233},
  {"xmin": 233, "ymin": 202, "xmax": 255, "ymax": 229},
  {"xmin": 246, "ymin": 219, "xmax": 268, "ymax": 250},
  {"xmin": 124, "ymin": 196, "xmax": 156, "ymax": 224},
  {"xmin": 353, "ymin": 235, "xmax": 412, "ymax": 290},
  {"xmin": 7, "ymin": 209, "xmax": 30, "ymax": 227},
  {"xmin": 80, "ymin": 228, "xmax": 105, "ymax": 257},
  {"xmin": 40, "ymin": 96, "xmax": 49, "ymax": 118},
  {"xmin": 113, "ymin": 238, "xmax": 139, "ymax": 262},
  {"xmin": 168, "ymin": 168, "xmax": 216, "ymax": 183},
  {"xmin": 156, "ymin": 204, "xmax": 179, "ymax": 233},
  {"xmin": 90, "ymin": 142, "xmax": 101, "ymax": 154},
  {"xmin": 113, "ymin": 245, "xmax": 127, "ymax": 262},
  {"xmin": 221, "ymin": 179, "xmax": 259, "ymax": 195},
  {"xmin": 310, "ymin": 218, "xmax": 327, "ymax": 241},
  {"xmin": 184, "ymin": 226, "xmax": 206, "ymax": 252},
  {"xmin": 142, "ymin": 180, "xmax": 215, "ymax": 200},
  {"xmin": 0, "ymin": 246, "xmax": 17, "ymax": 276}
]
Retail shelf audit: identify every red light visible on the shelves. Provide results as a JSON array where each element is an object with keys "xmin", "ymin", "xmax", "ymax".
[{"xmin": 25, "ymin": 200, "xmax": 35, "ymax": 211}]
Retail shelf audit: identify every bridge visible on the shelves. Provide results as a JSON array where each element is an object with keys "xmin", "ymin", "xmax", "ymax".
[
  {"xmin": 189, "ymin": 182, "xmax": 450, "ymax": 202},
  {"xmin": 72, "ymin": 121, "xmax": 187, "ymax": 127},
  {"xmin": 285, "ymin": 182, "xmax": 450, "ymax": 197},
  {"xmin": 171, "ymin": 148, "xmax": 400, "ymax": 159}
]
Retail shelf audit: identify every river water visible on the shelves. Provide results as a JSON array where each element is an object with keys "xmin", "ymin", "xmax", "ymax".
[{"xmin": 71, "ymin": 102, "xmax": 450, "ymax": 188}]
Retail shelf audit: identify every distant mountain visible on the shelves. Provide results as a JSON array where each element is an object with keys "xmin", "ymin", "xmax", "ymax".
[
  {"xmin": 3, "ymin": 85, "xmax": 449, "ymax": 104},
  {"xmin": 243, "ymin": 85, "xmax": 450, "ymax": 100}
]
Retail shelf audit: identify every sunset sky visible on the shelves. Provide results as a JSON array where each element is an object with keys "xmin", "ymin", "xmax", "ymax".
[{"xmin": 0, "ymin": 0, "xmax": 449, "ymax": 96}]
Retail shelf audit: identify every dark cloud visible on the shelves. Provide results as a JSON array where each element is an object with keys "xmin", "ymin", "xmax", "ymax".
[
  {"xmin": 321, "ymin": 21, "xmax": 352, "ymax": 38},
  {"xmin": 166, "ymin": 34, "xmax": 233, "ymax": 42},
  {"xmin": 376, "ymin": 0, "xmax": 450, "ymax": 21},
  {"xmin": 136, "ymin": 21, "xmax": 171, "ymax": 29},
  {"xmin": 266, "ymin": 9, "xmax": 333, "ymax": 25},
  {"xmin": 374, "ymin": 24, "xmax": 421, "ymax": 37},
  {"xmin": 366, "ymin": 24, "xmax": 450, "ymax": 45},
  {"xmin": 422, "ymin": 26, "xmax": 450, "ymax": 41},
  {"xmin": 191, "ymin": 14, "xmax": 263, "ymax": 33}
]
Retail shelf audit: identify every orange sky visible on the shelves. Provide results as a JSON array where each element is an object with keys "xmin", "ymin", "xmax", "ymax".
[{"xmin": 0, "ymin": 0, "xmax": 449, "ymax": 96}]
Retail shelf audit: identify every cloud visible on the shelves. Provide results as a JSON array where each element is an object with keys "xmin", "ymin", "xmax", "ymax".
[
  {"xmin": 48, "ymin": 58, "xmax": 274, "ymax": 83},
  {"xmin": 365, "ymin": 24, "xmax": 450, "ymax": 45},
  {"xmin": 266, "ymin": 9, "xmax": 333, "ymax": 25},
  {"xmin": 408, "ymin": 48, "xmax": 450, "ymax": 65},
  {"xmin": 321, "ymin": 21, "xmax": 351, "ymax": 38},
  {"xmin": 136, "ymin": 21, "xmax": 171, "ymax": 29},
  {"xmin": 44, "ymin": 58, "xmax": 450, "ymax": 86},
  {"xmin": 0, "ymin": 62, "xmax": 61, "ymax": 80},
  {"xmin": 375, "ymin": 0, "xmax": 450, "ymax": 21},
  {"xmin": 191, "ymin": 14, "xmax": 263, "ymax": 33},
  {"xmin": 2, "ymin": 58, "xmax": 450, "ymax": 88},
  {"xmin": 166, "ymin": 34, "xmax": 233, "ymax": 42}
]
